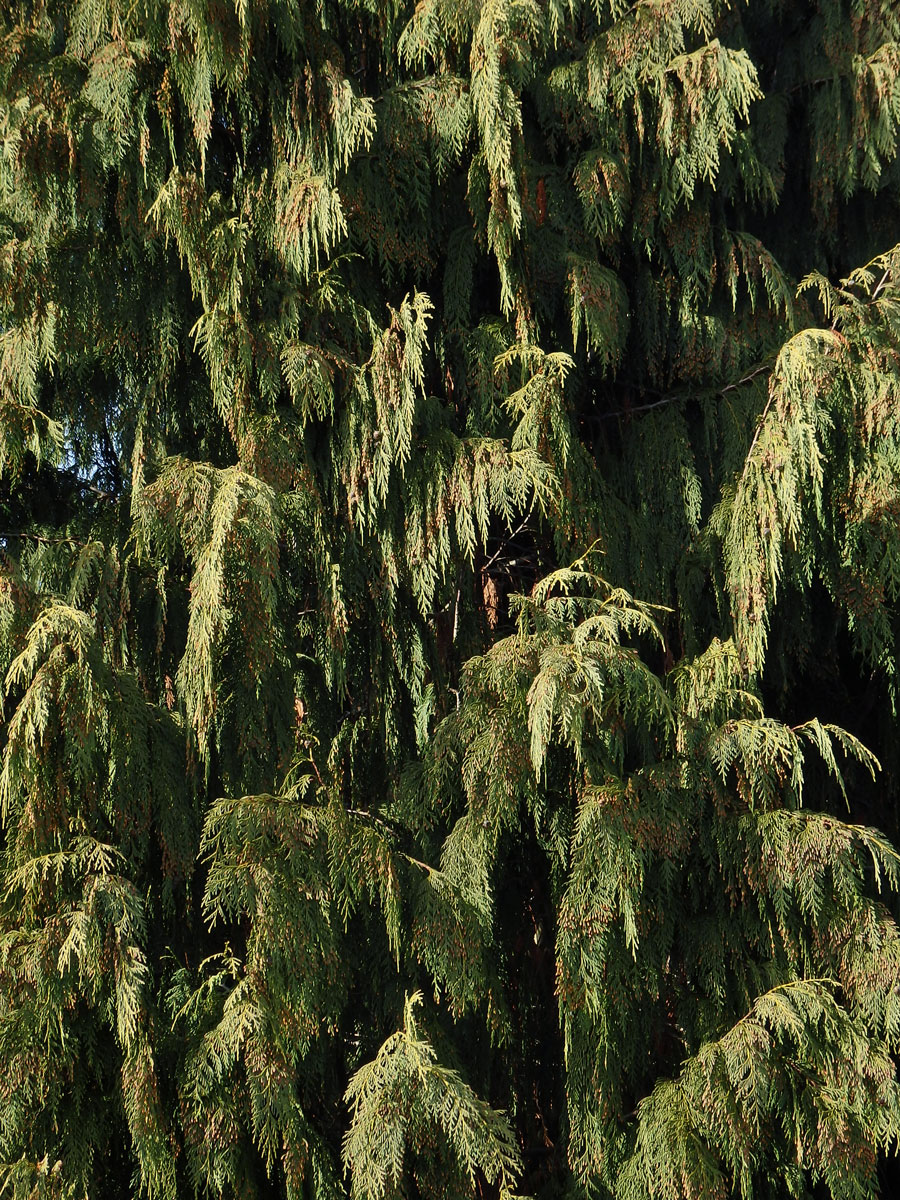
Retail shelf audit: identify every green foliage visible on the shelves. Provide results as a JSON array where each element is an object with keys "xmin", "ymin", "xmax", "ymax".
[
  {"xmin": 1, "ymin": 0, "xmax": 900, "ymax": 1197},
  {"xmin": 344, "ymin": 993, "xmax": 521, "ymax": 1200}
]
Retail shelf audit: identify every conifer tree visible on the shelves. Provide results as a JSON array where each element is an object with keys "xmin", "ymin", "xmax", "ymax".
[{"xmin": 1, "ymin": 0, "xmax": 900, "ymax": 1198}]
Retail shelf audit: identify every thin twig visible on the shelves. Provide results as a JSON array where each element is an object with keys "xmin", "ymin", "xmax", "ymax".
[
  {"xmin": 0, "ymin": 531, "xmax": 84, "ymax": 545},
  {"xmin": 347, "ymin": 807, "xmax": 436, "ymax": 873},
  {"xmin": 740, "ymin": 391, "xmax": 775, "ymax": 485},
  {"xmin": 481, "ymin": 510, "xmax": 532, "ymax": 575},
  {"xmin": 720, "ymin": 364, "xmax": 770, "ymax": 395},
  {"xmin": 598, "ymin": 362, "xmax": 771, "ymax": 421},
  {"xmin": 871, "ymin": 267, "xmax": 892, "ymax": 302},
  {"xmin": 597, "ymin": 393, "xmax": 681, "ymax": 420}
]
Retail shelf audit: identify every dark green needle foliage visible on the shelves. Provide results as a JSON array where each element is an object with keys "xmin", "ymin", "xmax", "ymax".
[{"xmin": 1, "ymin": 0, "xmax": 900, "ymax": 1197}]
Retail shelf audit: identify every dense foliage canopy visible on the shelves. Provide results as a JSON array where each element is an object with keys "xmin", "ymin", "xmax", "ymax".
[{"xmin": 2, "ymin": 0, "xmax": 900, "ymax": 1197}]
